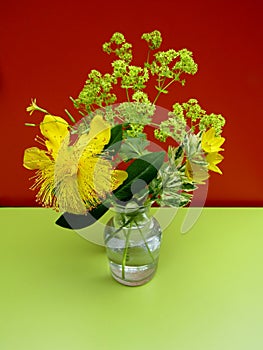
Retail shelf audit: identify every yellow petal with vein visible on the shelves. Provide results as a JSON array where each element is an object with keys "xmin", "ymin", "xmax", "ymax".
[
  {"xmin": 77, "ymin": 115, "xmax": 111, "ymax": 158},
  {"xmin": 111, "ymin": 170, "xmax": 128, "ymax": 191},
  {"xmin": 88, "ymin": 115, "xmax": 111, "ymax": 141},
  {"xmin": 23, "ymin": 147, "xmax": 51, "ymax": 170},
  {"xmin": 201, "ymin": 128, "xmax": 225, "ymax": 153},
  {"xmin": 208, "ymin": 163, "xmax": 223, "ymax": 174},
  {"xmin": 206, "ymin": 152, "xmax": 224, "ymax": 174},
  {"xmin": 40, "ymin": 115, "xmax": 69, "ymax": 158},
  {"xmin": 206, "ymin": 152, "xmax": 224, "ymax": 165}
]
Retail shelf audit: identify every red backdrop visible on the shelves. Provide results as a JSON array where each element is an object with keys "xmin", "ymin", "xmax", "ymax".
[{"xmin": 0, "ymin": 0, "xmax": 262, "ymax": 207}]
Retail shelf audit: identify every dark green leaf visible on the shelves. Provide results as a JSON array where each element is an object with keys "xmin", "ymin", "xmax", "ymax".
[
  {"xmin": 175, "ymin": 145, "xmax": 183, "ymax": 159},
  {"xmin": 114, "ymin": 151, "xmax": 165, "ymax": 201},
  {"xmin": 55, "ymin": 202, "xmax": 110, "ymax": 230},
  {"xmin": 104, "ymin": 124, "xmax": 124, "ymax": 155},
  {"xmin": 181, "ymin": 183, "xmax": 197, "ymax": 192}
]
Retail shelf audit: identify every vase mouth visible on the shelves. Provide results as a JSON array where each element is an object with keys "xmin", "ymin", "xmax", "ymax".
[{"xmin": 110, "ymin": 200, "xmax": 150, "ymax": 214}]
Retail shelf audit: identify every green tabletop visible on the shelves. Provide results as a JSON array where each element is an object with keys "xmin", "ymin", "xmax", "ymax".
[{"xmin": 1, "ymin": 208, "xmax": 263, "ymax": 350}]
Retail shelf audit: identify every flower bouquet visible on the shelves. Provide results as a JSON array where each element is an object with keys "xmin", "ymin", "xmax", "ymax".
[{"xmin": 23, "ymin": 30, "xmax": 225, "ymax": 286}]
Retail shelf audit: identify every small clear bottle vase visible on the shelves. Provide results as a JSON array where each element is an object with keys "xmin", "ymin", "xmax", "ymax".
[{"xmin": 104, "ymin": 202, "xmax": 162, "ymax": 286}]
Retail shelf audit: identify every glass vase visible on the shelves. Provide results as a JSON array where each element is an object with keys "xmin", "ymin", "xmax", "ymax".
[{"xmin": 104, "ymin": 202, "xmax": 162, "ymax": 286}]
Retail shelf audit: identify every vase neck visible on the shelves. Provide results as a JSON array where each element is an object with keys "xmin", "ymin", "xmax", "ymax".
[{"xmin": 112, "ymin": 201, "xmax": 150, "ymax": 217}]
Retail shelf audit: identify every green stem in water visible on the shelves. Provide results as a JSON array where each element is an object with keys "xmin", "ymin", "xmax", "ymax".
[
  {"xmin": 134, "ymin": 219, "xmax": 155, "ymax": 264},
  {"xmin": 122, "ymin": 225, "xmax": 132, "ymax": 280},
  {"xmin": 105, "ymin": 216, "xmax": 134, "ymax": 245}
]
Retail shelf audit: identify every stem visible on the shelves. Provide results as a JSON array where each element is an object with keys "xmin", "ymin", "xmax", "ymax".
[
  {"xmin": 116, "ymin": 115, "xmax": 125, "ymax": 123},
  {"xmin": 152, "ymin": 91, "xmax": 162, "ymax": 105},
  {"xmin": 162, "ymin": 78, "xmax": 176, "ymax": 92},
  {"xmin": 78, "ymin": 110, "xmax": 86, "ymax": 117},
  {"xmin": 134, "ymin": 219, "xmax": 155, "ymax": 263},
  {"xmin": 64, "ymin": 109, "xmax": 76, "ymax": 123},
  {"xmin": 37, "ymin": 107, "xmax": 49, "ymax": 114},
  {"xmin": 104, "ymin": 216, "xmax": 134, "ymax": 245},
  {"xmin": 122, "ymin": 224, "xmax": 132, "ymax": 280},
  {"xmin": 152, "ymin": 77, "xmax": 166, "ymax": 105},
  {"xmin": 152, "ymin": 78, "xmax": 176, "ymax": 105},
  {"xmin": 146, "ymin": 49, "xmax": 151, "ymax": 64},
  {"xmin": 149, "ymin": 121, "xmax": 162, "ymax": 128},
  {"xmin": 125, "ymin": 88, "xmax": 130, "ymax": 102}
]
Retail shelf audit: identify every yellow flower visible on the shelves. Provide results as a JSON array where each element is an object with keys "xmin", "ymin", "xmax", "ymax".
[
  {"xmin": 201, "ymin": 128, "xmax": 225, "ymax": 175},
  {"xmin": 205, "ymin": 152, "xmax": 224, "ymax": 174},
  {"xmin": 201, "ymin": 128, "xmax": 225, "ymax": 153},
  {"xmin": 23, "ymin": 114, "xmax": 128, "ymax": 214}
]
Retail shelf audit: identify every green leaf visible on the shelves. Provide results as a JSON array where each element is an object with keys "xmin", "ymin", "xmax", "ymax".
[
  {"xmin": 175, "ymin": 145, "xmax": 183, "ymax": 159},
  {"xmin": 55, "ymin": 202, "xmax": 110, "ymax": 230},
  {"xmin": 181, "ymin": 183, "xmax": 197, "ymax": 192},
  {"xmin": 104, "ymin": 124, "xmax": 124, "ymax": 155},
  {"xmin": 115, "ymin": 151, "xmax": 165, "ymax": 201},
  {"xmin": 155, "ymin": 86, "xmax": 168, "ymax": 94},
  {"xmin": 119, "ymin": 137, "xmax": 150, "ymax": 161}
]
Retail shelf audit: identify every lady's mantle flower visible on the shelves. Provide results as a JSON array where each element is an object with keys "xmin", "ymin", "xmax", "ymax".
[
  {"xmin": 23, "ymin": 114, "xmax": 127, "ymax": 214},
  {"xmin": 201, "ymin": 128, "xmax": 225, "ymax": 174}
]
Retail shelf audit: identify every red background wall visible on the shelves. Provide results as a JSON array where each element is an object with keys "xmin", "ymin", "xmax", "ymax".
[{"xmin": 0, "ymin": 0, "xmax": 262, "ymax": 207}]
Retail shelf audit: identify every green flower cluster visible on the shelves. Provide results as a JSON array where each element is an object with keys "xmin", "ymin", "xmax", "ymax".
[
  {"xmin": 121, "ymin": 66, "xmax": 149, "ymax": 90},
  {"xmin": 141, "ymin": 30, "xmax": 162, "ymax": 50},
  {"xmin": 72, "ymin": 30, "xmax": 201, "ymax": 116},
  {"xmin": 147, "ymin": 49, "xmax": 197, "ymax": 88},
  {"xmin": 154, "ymin": 99, "xmax": 225, "ymax": 143},
  {"xmin": 73, "ymin": 70, "xmax": 117, "ymax": 114},
  {"xmin": 102, "ymin": 32, "xmax": 133, "ymax": 63}
]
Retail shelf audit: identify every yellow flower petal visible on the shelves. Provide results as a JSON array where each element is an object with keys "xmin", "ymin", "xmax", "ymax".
[
  {"xmin": 206, "ymin": 152, "xmax": 224, "ymax": 174},
  {"xmin": 40, "ymin": 115, "xmax": 69, "ymax": 158},
  {"xmin": 88, "ymin": 115, "xmax": 111, "ymax": 141},
  {"xmin": 207, "ymin": 163, "xmax": 222, "ymax": 174},
  {"xmin": 201, "ymin": 128, "xmax": 225, "ymax": 153},
  {"xmin": 78, "ymin": 157, "xmax": 108, "ymax": 206},
  {"xmin": 111, "ymin": 170, "xmax": 128, "ymax": 191},
  {"xmin": 76, "ymin": 115, "xmax": 111, "ymax": 158},
  {"xmin": 23, "ymin": 147, "xmax": 51, "ymax": 170},
  {"xmin": 206, "ymin": 152, "xmax": 224, "ymax": 165}
]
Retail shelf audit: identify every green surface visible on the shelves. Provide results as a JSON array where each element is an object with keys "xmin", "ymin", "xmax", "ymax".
[{"xmin": 0, "ymin": 207, "xmax": 263, "ymax": 350}]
